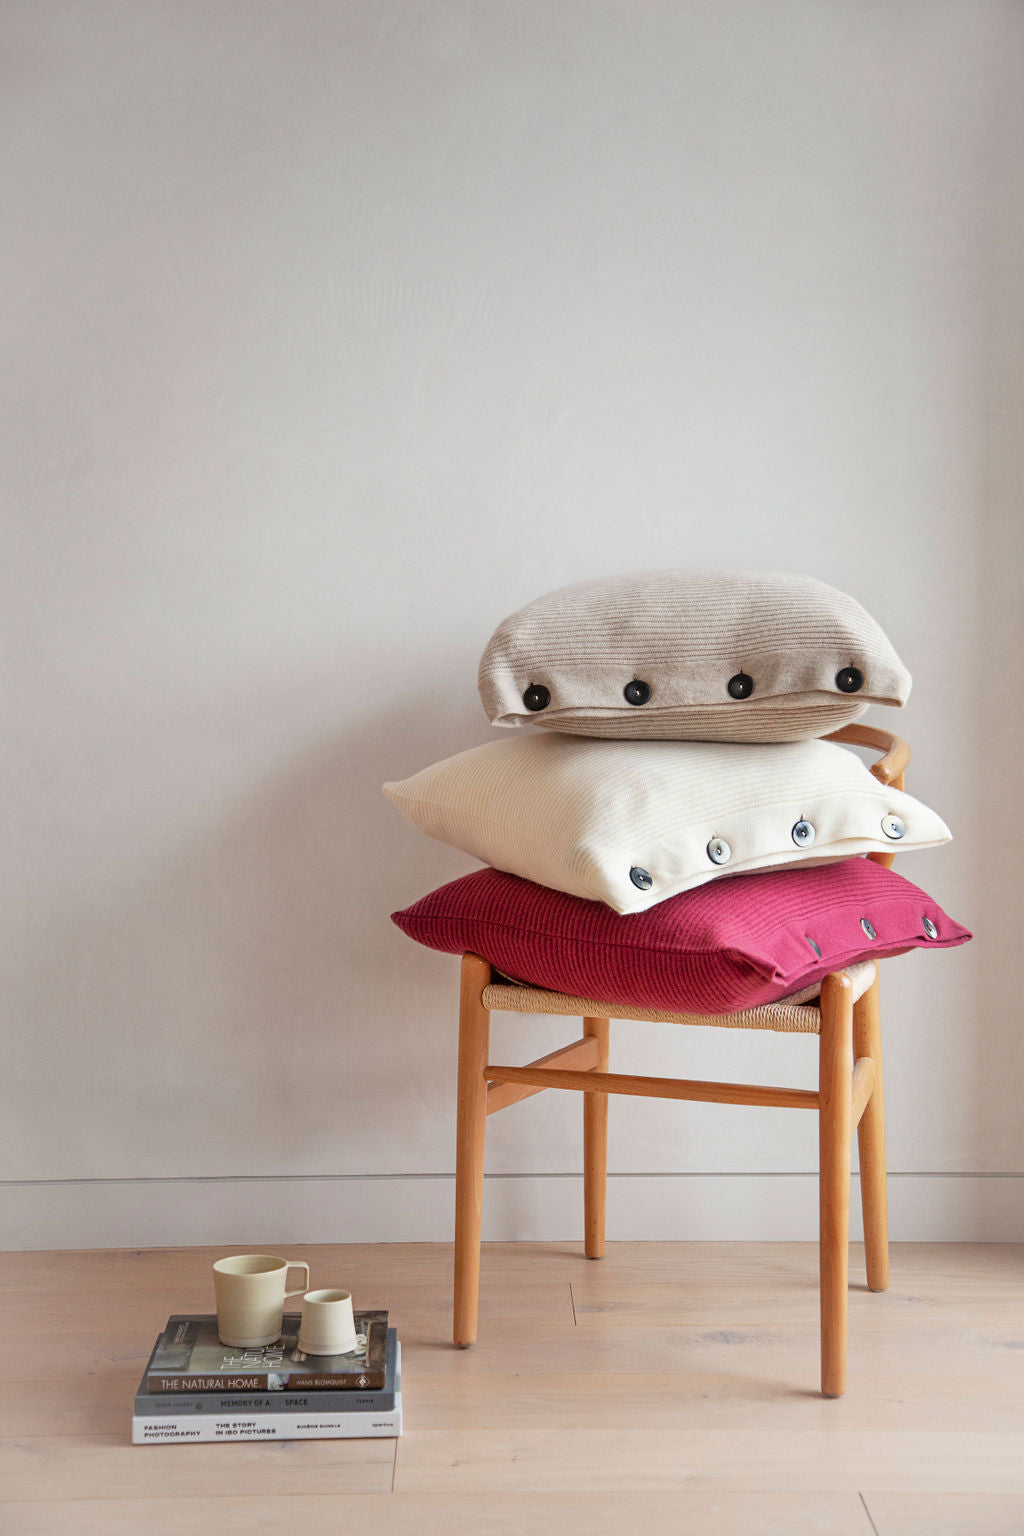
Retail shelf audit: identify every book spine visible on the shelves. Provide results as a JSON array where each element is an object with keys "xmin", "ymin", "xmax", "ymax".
[
  {"xmin": 147, "ymin": 1376, "xmax": 265, "ymax": 1393},
  {"xmin": 134, "ymin": 1390, "xmax": 396, "ymax": 1414},
  {"xmin": 146, "ymin": 1369, "xmax": 386, "ymax": 1393},
  {"xmin": 131, "ymin": 1406, "xmax": 402, "ymax": 1443}
]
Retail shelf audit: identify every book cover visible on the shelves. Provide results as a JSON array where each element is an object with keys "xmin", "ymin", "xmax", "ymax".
[
  {"xmin": 135, "ymin": 1328, "xmax": 398, "ymax": 1413},
  {"xmin": 144, "ymin": 1312, "xmax": 388, "ymax": 1392},
  {"xmin": 132, "ymin": 1348, "xmax": 402, "ymax": 1443}
]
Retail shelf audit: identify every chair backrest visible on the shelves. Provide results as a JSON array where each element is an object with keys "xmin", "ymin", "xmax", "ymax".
[{"xmin": 825, "ymin": 723, "xmax": 910, "ymax": 871}]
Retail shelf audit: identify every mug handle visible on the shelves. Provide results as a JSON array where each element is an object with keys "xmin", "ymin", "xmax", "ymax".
[{"xmin": 284, "ymin": 1261, "xmax": 311, "ymax": 1300}]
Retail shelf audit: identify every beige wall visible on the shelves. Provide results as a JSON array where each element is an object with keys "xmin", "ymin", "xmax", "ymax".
[{"xmin": 3, "ymin": 0, "xmax": 1022, "ymax": 1247}]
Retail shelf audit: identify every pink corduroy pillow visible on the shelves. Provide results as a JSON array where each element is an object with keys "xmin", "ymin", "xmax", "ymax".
[{"xmin": 391, "ymin": 859, "xmax": 971, "ymax": 1014}]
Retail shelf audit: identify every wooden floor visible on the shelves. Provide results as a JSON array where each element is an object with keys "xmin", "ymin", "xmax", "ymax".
[{"xmin": 1, "ymin": 1242, "xmax": 1022, "ymax": 1534}]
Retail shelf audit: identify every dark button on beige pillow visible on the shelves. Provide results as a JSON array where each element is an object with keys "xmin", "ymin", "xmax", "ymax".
[{"xmin": 478, "ymin": 569, "xmax": 912, "ymax": 743}]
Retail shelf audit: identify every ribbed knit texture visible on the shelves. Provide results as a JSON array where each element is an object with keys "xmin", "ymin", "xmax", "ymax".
[
  {"xmin": 478, "ymin": 569, "xmax": 912, "ymax": 742},
  {"xmin": 391, "ymin": 863, "xmax": 971, "ymax": 1015},
  {"xmin": 382, "ymin": 735, "xmax": 951, "ymax": 915}
]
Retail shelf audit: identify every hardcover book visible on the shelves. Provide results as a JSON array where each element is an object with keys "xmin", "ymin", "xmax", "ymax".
[
  {"xmin": 132, "ymin": 1349, "xmax": 402, "ymax": 1443},
  {"xmin": 135, "ymin": 1327, "xmax": 398, "ymax": 1413},
  {"xmin": 144, "ymin": 1312, "xmax": 389, "ymax": 1392}
]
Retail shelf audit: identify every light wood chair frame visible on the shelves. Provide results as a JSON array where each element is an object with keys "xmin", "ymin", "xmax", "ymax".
[{"xmin": 452, "ymin": 723, "xmax": 909, "ymax": 1397}]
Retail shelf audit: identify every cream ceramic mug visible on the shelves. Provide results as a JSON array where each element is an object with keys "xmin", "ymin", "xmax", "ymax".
[
  {"xmin": 297, "ymin": 1288, "xmax": 359, "ymax": 1356},
  {"xmin": 213, "ymin": 1254, "xmax": 311, "ymax": 1348}
]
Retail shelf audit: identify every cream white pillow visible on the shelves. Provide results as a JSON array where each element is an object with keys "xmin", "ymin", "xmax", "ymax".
[
  {"xmin": 383, "ymin": 736, "xmax": 950, "ymax": 915},
  {"xmin": 478, "ymin": 569, "xmax": 912, "ymax": 742}
]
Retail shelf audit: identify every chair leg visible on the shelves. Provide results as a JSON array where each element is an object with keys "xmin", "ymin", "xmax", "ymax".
[
  {"xmin": 854, "ymin": 969, "xmax": 890, "ymax": 1292},
  {"xmin": 819, "ymin": 971, "xmax": 853, "ymax": 1398},
  {"xmin": 583, "ymin": 1016, "xmax": 610, "ymax": 1259},
  {"xmin": 453, "ymin": 953, "xmax": 491, "ymax": 1347}
]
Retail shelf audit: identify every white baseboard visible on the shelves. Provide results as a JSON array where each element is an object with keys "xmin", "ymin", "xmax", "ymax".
[{"xmin": 2, "ymin": 1173, "xmax": 1022, "ymax": 1250}]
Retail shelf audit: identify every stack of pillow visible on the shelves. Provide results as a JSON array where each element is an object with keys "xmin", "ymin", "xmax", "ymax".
[{"xmin": 384, "ymin": 571, "xmax": 970, "ymax": 1013}]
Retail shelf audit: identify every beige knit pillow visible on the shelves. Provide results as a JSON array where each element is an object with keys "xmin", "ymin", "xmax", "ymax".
[
  {"xmin": 383, "ymin": 735, "xmax": 950, "ymax": 915},
  {"xmin": 478, "ymin": 569, "xmax": 912, "ymax": 742}
]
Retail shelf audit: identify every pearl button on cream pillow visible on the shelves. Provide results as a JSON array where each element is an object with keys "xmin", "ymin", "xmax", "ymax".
[
  {"xmin": 383, "ymin": 736, "xmax": 950, "ymax": 915},
  {"xmin": 478, "ymin": 569, "xmax": 912, "ymax": 743}
]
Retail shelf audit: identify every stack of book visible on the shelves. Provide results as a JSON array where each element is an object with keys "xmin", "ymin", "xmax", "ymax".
[{"xmin": 132, "ymin": 1310, "xmax": 400, "ymax": 1443}]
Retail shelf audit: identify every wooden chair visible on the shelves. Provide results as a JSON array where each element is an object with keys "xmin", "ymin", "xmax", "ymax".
[{"xmin": 452, "ymin": 722, "xmax": 909, "ymax": 1397}]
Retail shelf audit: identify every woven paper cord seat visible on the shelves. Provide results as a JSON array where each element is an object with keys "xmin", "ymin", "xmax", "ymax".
[{"xmin": 483, "ymin": 959, "xmax": 877, "ymax": 1034}]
